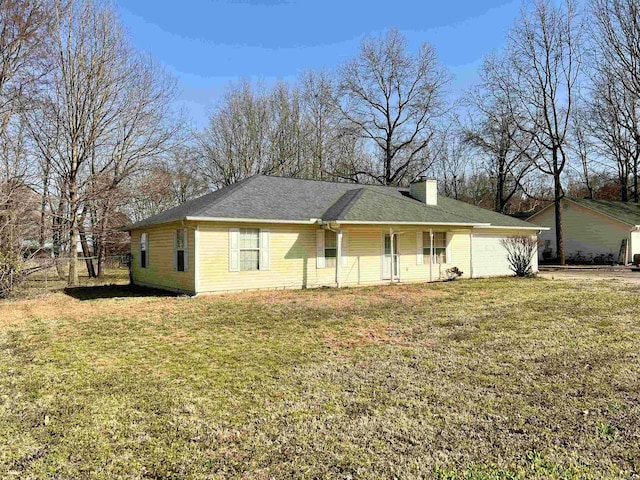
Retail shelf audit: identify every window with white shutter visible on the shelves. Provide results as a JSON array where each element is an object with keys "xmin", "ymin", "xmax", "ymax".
[{"xmin": 229, "ymin": 228, "xmax": 270, "ymax": 271}]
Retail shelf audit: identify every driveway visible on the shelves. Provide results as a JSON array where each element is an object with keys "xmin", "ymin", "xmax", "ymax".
[{"xmin": 538, "ymin": 266, "xmax": 640, "ymax": 284}]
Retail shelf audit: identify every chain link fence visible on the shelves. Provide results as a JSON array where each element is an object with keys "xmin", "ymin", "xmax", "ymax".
[{"xmin": 16, "ymin": 254, "xmax": 131, "ymax": 296}]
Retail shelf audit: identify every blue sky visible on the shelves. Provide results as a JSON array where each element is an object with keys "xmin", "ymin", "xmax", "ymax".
[{"xmin": 115, "ymin": 0, "xmax": 523, "ymax": 128}]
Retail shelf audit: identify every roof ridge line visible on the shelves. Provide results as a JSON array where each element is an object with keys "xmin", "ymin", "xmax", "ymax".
[{"xmin": 332, "ymin": 187, "xmax": 367, "ymax": 221}]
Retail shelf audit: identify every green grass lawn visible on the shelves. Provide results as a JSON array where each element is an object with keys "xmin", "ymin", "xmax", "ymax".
[{"xmin": 1, "ymin": 277, "xmax": 639, "ymax": 479}]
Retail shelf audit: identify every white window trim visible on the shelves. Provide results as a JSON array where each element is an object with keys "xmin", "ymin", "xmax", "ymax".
[
  {"xmin": 139, "ymin": 232, "xmax": 148, "ymax": 269},
  {"xmin": 423, "ymin": 231, "xmax": 449, "ymax": 265},
  {"xmin": 229, "ymin": 228, "xmax": 270, "ymax": 272},
  {"xmin": 317, "ymin": 229, "xmax": 348, "ymax": 269},
  {"xmin": 175, "ymin": 228, "xmax": 188, "ymax": 272}
]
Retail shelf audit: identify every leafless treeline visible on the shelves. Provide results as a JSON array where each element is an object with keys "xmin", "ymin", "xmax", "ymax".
[{"xmin": 1, "ymin": 0, "xmax": 182, "ymax": 290}]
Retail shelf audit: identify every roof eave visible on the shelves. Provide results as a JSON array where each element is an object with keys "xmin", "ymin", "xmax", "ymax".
[
  {"xmin": 333, "ymin": 220, "xmax": 490, "ymax": 227},
  {"xmin": 185, "ymin": 216, "xmax": 319, "ymax": 224},
  {"xmin": 474, "ymin": 225, "xmax": 550, "ymax": 231}
]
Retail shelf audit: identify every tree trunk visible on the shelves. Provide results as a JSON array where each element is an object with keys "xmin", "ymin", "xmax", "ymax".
[
  {"xmin": 52, "ymin": 199, "xmax": 65, "ymax": 280},
  {"xmin": 97, "ymin": 243, "xmax": 107, "ymax": 277},
  {"xmin": 78, "ymin": 225, "xmax": 95, "ymax": 277},
  {"xmin": 620, "ymin": 175, "xmax": 628, "ymax": 202},
  {"xmin": 67, "ymin": 172, "xmax": 79, "ymax": 286},
  {"xmin": 96, "ymin": 202, "xmax": 111, "ymax": 277},
  {"xmin": 39, "ymin": 161, "xmax": 49, "ymax": 249},
  {"xmin": 554, "ymin": 171, "xmax": 565, "ymax": 265},
  {"xmin": 633, "ymin": 157, "xmax": 639, "ymax": 203},
  {"xmin": 385, "ymin": 141, "xmax": 392, "ymax": 185}
]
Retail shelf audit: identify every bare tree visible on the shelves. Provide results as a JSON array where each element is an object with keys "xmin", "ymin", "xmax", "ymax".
[
  {"xmin": 198, "ymin": 81, "xmax": 271, "ymax": 188},
  {"xmin": 503, "ymin": 0, "xmax": 584, "ymax": 264},
  {"xmin": 26, "ymin": 0, "xmax": 178, "ymax": 284},
  {"xmin": 298, "ymin": 69, "xmax": 340, "ymax": 180},
  {"xmin": 125, "ymin": 144, "xmax": 208, "ymax": 223},
  {"xmin": 570, "ymin": 104, "xmax": 597, "ymax": 199},
  {"xmin": 428, "ymin": 126, "xmax": 469, "ymax": 200},
  {"xmin": 0, "ymin": 0, "xmax": 51, "ymax": 295},
  {"xmin": 462, "ymin": 54, "xmax": 536, "ymax": 213},
  {"xmin": 86, "ymin": 55, "xmax": 178, "ymax": 277},
  {"xmin": 590, "ymin": 0, "xmax": 640, "ymax": 202},
  {"xmin": 337, "ymin": 29, "xmax": 451, "ymax": 186}
]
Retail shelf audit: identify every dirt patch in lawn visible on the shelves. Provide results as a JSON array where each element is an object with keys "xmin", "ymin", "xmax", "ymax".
[
  {"xmin": 322, "ymin": 319, "xmax": 416, "ymax": 349},
  {"xmin": 225, "ymin": 283, "xmax": 447, "ymax": 310}
]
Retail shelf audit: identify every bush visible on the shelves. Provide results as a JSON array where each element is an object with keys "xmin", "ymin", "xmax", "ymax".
[{"xmin": 500, "ymin": 236, "xmax": 538, "ymax": 277}]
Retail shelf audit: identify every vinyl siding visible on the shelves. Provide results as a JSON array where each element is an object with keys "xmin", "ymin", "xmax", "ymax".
[
  {"xmin": 531, "ymin": 200, "xmax": 632, "ymax": 262},
  {"xmin": 196, "ymin": 223, "xmax": 474, "ymax": 294},
  {"xmin": 130, "ymin": 223, "xmax": 196, "ymax": 293},
  {"xmin": 197, "ymin": 222, "xmax": 328, "ymax": 293},
  {"xmin": 130, "ymin": 221, "xmax": 537, "ymax": 294},
  {"xmin": 472, "ymin": 228, "xmax": 539, "ymax": 277}
]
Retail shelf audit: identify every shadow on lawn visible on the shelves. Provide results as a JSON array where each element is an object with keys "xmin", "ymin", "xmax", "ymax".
[{"xmin": 64, "ymin": 283, "xmax": 178, "ymax": 301}]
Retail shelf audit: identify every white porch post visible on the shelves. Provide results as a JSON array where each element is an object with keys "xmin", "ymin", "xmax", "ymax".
[
  {"xmin": 429, "ymin": 228, "xmax": 434, "ymax": 282},
  {"xmin": 336, "ymin": 228, "xmax": 342, "ymax": 287},
  {"xmin": 389, "ymin": 227, "xmax": 394, "ymax": 282}
]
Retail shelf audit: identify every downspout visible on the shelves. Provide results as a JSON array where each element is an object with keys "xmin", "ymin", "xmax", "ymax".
[
  {"xmin": 429, "ymin": 228, "xmax": 434, "ymax": 282},
  {"xmin": 194, "ymin": 224, "xmax": 199, "ymax": 294},
  {"xmin": 336, "ymin": 228, "xmax": 342, "ymax": 287}
]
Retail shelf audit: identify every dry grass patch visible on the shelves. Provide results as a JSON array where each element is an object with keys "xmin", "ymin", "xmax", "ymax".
[
  {"xmin": 0, "ymin": 277, "xmax": 639, "ymax": 479},
  {"xmin": 322, "ymin": 318, "xmax": 415, "ymax": 349},
  {"xmin": 227, "ymin": 282, "xmax": 447, "ymax": 311}
]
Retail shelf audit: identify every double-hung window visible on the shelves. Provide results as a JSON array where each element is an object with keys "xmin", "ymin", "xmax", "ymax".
[
  {"xmin": 316, "ymin": 229, "xmax": 348, "ymax": 269},
  {"xmin": 175, "ymin": 229, "xmax": 187, "ymax": 272},
  {"xmin": 229, "ymin": 228, "xmax": 269, "ymax": 272},
  {"xmin": 324, "ymin": 230, "xmax": 337, "ymax": 267},
  {"xmin": 140, "ymin": 233, "xmax": 148, "ymax": 268},
  {"xmin": 423, "ymin": 231, "xmax": 447, "ymax": 264},
  {"xmin": 239, "ymin": 228, "xmax": 260, "ymax": 271}
]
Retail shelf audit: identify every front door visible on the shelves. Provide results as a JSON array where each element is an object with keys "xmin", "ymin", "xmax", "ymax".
[{"xmin": 382, "ymin": 233, "xmax": 399, "ymax": 280}]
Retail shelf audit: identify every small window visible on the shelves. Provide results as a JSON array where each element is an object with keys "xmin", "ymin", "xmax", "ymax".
[
  {"xmin": 140, "ymin": 233, "xmax": 148, "ymax": 268},
  {"xmin": 176, "ymin": 229, "xmax": 186, "ymax": 272},
  {"xmin": 325, "ymin": 230, "xmax": 337, "ymax": 268},
  {"xmin": 240, "ymin": 228, "xmax": 260, "ymax": 271},
  {"xmin": 423, "ymin": 232, "xmax": 447, "ymax": 264}
]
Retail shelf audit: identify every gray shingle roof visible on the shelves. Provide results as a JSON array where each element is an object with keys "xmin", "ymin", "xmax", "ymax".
[
  {"xmin": 571, "ymin": 198, "xmax": 640, "ymax": 226},
  {"xmin": 125, "ymin": 175, "xmax": 538, "ymax": 230}
]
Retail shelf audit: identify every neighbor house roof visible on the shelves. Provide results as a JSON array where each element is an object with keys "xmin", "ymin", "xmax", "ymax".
[
  {"xmin": 572, "ymin": 198, "xmax": 640, "ymax": 226},
  {"xmin": 125, "ymin": 175, "xmax": 540, "ymax": 230},
  {"xmin": 528, "ymin": 198, "xmax": 640, "ymax": 227}
]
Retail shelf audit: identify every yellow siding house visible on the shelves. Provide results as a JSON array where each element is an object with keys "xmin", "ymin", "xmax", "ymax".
[{"xmin": 125, "ymin": 176, "xmax": 544, "ymax": 295}]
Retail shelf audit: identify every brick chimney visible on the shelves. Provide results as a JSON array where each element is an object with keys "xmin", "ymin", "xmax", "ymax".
[{"xmin": 410, "ymin": 177, "xmax": 437, "ymax": 205}]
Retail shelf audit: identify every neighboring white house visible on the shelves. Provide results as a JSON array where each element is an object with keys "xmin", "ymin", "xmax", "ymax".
[{"xmin": 527, "ymin": 198, "xmax": 640, "ymax": 264}]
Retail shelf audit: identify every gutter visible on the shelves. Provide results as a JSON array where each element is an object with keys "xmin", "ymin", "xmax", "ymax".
[
  {"xmin": 331, "ymin": 220, "xmax": 490, "ymax": 227},
  {"xmin": 474, "ymin": 225, "xmax": 550, "ymax": 231},
  {"xmin": 123, "ymin": 216, "xmax": 320, "ymax": 230},
  {"xmin": 185, "ymin": 216, "xmax": 319, "ymax": 224}
]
